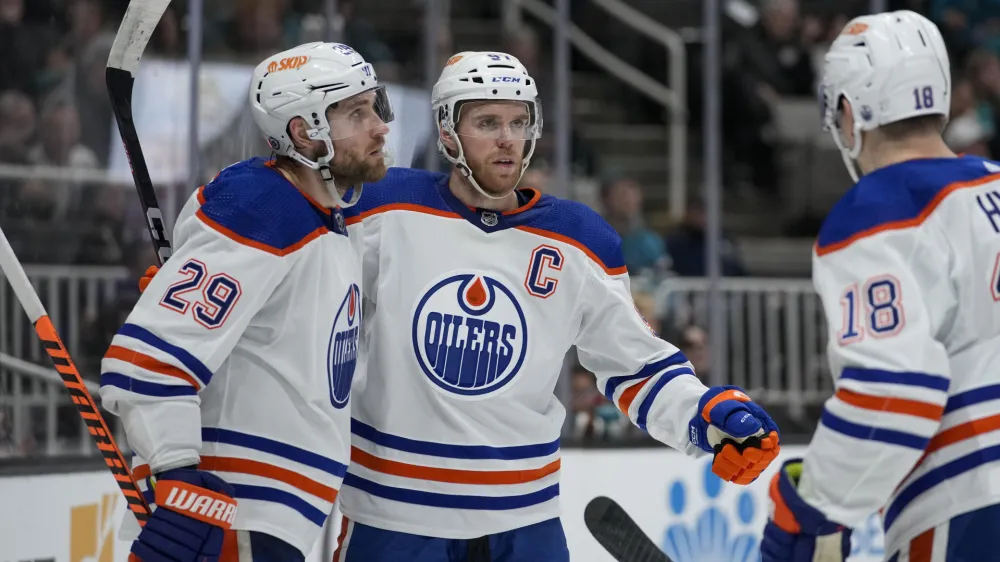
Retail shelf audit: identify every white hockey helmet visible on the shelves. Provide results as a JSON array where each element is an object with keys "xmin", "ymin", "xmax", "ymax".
[
  {"xmin": 818, "ymin": 11, "xmax": 950, "ymax": 182},
  {"xmin": 249, "ymin": 42, "xmax": 394, "ymax": 207},
  {"xmin": 431, "ymin": 51, "xmax": 543, "ymax": 199}
]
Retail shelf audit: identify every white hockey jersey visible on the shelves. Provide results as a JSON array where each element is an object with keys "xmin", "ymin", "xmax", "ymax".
[
  {"xmin": 99, "ymin": 158, "xmax": 361, "ymax": 555},
  {"xmin": 801, "ymin": 156, "xmax": 1000, "ymax": 555},
  {"xmin": 338, "ymin": 168, "xmax": 710, "ymax": 538}
]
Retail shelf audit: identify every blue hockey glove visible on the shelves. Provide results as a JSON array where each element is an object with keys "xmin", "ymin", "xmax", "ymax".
[
  {"xmin": 129, "ymin": 468, "xmax": 238, "ymax": 562},
  {"xmin": 761, "ymin": 459, "xmax": 852, "ymax": 562},
  {"xmin": 688, "ymin": 385, "xmax": 781, "ymax": 484}
]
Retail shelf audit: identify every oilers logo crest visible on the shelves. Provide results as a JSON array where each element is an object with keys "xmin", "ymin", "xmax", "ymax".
[
  {"xmin": 412, "ymin": 273, "xmax": 528, "ymax": 397},
  {"xmin": 327, "ymin": 283, "xmax": 361, "ymax": 409}
]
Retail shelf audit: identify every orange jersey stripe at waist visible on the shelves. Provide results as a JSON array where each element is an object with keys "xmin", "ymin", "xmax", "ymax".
[{"xmin": 349, "ymin": 447, "xmax": 561, "ymax": 486}]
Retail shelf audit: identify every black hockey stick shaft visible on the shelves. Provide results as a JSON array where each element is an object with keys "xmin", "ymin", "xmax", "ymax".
[
  {"xmin": 107, "ymin": 0, "xmax": 174, "ymax": 267},
  {"xmin": 584, "ymin": 496, "xmax": 673, "ymax": 562}
]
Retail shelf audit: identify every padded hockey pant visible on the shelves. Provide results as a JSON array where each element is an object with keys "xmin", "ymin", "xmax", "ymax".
[{"xmin": 333, "ymin": 516, "xmax": 570, "ymax": 561}]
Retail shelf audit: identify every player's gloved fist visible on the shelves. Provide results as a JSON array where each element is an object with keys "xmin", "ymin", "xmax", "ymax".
[
  {"xmin": 128, "ymin": 468, "xmax": 238, "ymax": 562},
  {"xmin": 138, "ymin": 265, "xmax": 159, "ymax": 293},
  {"xmin": 761, "ymin": 459, "xmax": 851, "ymax": 562},
  {"xmin": 688, "ymin": 385, "xmax": 780, "ymax": 485}
]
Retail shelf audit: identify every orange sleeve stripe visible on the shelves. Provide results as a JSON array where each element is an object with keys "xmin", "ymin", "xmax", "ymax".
[
  {"xmin": 104, "ymin": 345, "xmax": 201, "ymax": 389},
  {"xmin": 701, "ymin": 389, "xmax": 751, "ymax": 423},
  {"xmin": 816, "ymin": 172, "xmax": 1000, "ymax": 257},
  {"xmin": 196, "ymin": 209, "xmax": 327, "ymax": 257},
  {"xmin": 132, "ymin": 457, "xmax": 338, "ymax": 503},
  {"xmin": 350, "ymin": 447, "xmax": 560, "ymax": 485},
  {"xmin": 344, "ymin": 203, "xmax": 463, "ymax": 226},
  {"xmin": 515, "ymin": 225, "xmax": 628, "ymax": 276},
  {"xmin": 835, "ymin": 388, "xmax": 945, "ymax": 421},
  {"xmin": 617, "ymin": 377, "xmax": 653, "ymax": 415}
]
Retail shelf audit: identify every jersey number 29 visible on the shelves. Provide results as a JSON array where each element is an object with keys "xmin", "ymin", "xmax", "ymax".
[
  {"xmin": 839, "ymin": 275, "xmax": 904, "ymax": 344},
  {"xmin": 160, "ymin": 259, "xmax": 243, "ymax": 329}
]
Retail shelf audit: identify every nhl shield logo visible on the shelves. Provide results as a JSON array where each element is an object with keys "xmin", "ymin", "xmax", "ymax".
[
  {"xmin": 327, "ymin": 284, "xmax": 361, "ymax": 409},
  {"xmin": 481, "ymin": 211, "xmax": 499, "ymax": 227},
  {"xmin": 412, "ymin": 273, "xmax": 528, "ymax": 398}
]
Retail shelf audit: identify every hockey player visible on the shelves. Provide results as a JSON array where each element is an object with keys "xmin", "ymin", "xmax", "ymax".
[
  {"xmin": 100, "ymin": 42, "xmax": 392, "ymax": 562},
  {"xmin": 328, "ymin": 51, "xmax": 781, "ymax": 560},
  {"xmin": 761, "ymin": 11, "xmax": 1000, "ymax": 562}
]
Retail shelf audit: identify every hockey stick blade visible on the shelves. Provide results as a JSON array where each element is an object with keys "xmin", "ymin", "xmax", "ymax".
[
  {"xmin": 584, "ymin": 497, "xmax": 673, "ymax": 562},
  {"xmin": 107, "ymin": 0, "xmax": 173, "ymax": 266},
  {"xmin": 0, "ymin": 224, "xmax": 151, "ymax": 524}
]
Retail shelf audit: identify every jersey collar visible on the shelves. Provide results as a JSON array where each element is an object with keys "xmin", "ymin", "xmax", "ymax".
[{"xmin": 435, "ymin": 175, "xmax": 544, "ymax": 234}]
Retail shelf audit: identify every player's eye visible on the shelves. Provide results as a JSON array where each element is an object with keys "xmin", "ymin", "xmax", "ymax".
[
  {"xmin": 478, "ymin": 118, "xmax": 498, "ymax": 129},
  {"xmin": 510, "ymin": 118, "xmax": 527, "ymax": 130},
  {"xmin": 350, "ymin": 108, "xmax": 363, "ymax": 119}
]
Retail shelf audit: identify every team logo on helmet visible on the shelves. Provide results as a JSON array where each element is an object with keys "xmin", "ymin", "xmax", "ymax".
[
  {"xmin": 327, "ymin": 284, "xmax": 361, "ymax": 409},
  {"xmin": 412, "ymin": 273, "xmax": 528, "ymax": 397}
]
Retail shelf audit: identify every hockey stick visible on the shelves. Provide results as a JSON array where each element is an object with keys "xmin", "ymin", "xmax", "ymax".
[
  {"xmin": 107, "ymin": 0, "xmax": 174, "ymax": 267},
  {"xmin": 0, "ymin": 225, "xmax": 151, "ymax": 525},
  {"xmin": 584, "ymin": 497, "xmax": 673, "ymax": 562}
]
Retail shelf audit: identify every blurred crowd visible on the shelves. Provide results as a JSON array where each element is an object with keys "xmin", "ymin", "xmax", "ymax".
[{"xmin": 1, "ymin": 0, "xmax": 999, "ymax": 454}]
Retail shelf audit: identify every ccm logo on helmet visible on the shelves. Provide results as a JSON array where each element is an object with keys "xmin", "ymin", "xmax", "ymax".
[
  {"xmin": 267, "ymin": 56, "xmax": 310, "ymax": 73},
  {"xmin": 492, "ymin": 76, "xmax": 521, "ymax": 83}
]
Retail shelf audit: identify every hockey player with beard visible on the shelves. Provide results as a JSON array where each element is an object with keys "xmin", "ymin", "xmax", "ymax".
[
  {"xmin": 101, "ymin": 42, "xmax": 392, "ymax": 562},
  {"xmin": 327, "ymin": 51, "xmax": 783, "ymax": 561}
]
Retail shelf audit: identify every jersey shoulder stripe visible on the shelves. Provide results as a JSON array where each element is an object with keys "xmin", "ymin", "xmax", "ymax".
[
  {"xmin": 344, "ymin": 167, "xmax": 457, "ymax": 223},
  {"xmin": 816, "ymin": 156, "xmax": 1000, "ymax": 256},
  {"xmin": 196, "ymin": 158, "xmax": 332, "ymax": 255},
  {"xmin": 517, "ymin": 196, "xmax": 627, "ymax": 275}
]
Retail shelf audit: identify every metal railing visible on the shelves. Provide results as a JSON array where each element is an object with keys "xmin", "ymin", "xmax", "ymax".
[
  {"xmin": 0, "ymin": 267, "xmax": 831, "ymax": 456},
  {"xmin": 653, "ymin": 276, "xmax": 832, "ymax": 419},
  {"xmin": 0, "ymin": 265, "xmax": 130, "ymax": 458},
  {"xmin": 503, "ymin": 0, "xmax": 688, "ymax": 221}
]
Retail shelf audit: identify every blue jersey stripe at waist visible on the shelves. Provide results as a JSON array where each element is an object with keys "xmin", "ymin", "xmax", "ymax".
[
  {"xmin": 342, "ymin": 473, "xmax": 559, "ymax": 510},
  {"xmin": 351, "ymin": 419, "xmax": 560, "ymax": 460},
  {"xmin": 202, "ymin": 427, "xmax": 347, "ymax": 477}
]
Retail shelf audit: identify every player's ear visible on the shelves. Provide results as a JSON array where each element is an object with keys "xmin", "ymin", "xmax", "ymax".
[
  {"xmin": 440, "ymin": 125, "xmax": 459, "ymax": 154},
  {"xmin": 287, "ymin": 117, "xmax": 312, "ymax": 151}
]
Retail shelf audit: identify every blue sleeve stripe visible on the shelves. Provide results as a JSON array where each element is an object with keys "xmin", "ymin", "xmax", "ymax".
[
  {"xmin": 202, "ymin": 427, "xmax": 347, "ymax": 478},
  {"xmin": 350, "ymin": 419, "xmax": 560, "ymax": 460},
  {"xmin": 603, "ymin": 351, "xmax": 689, "ymax": 402},
  {"xmin": 840, "ymin": 367, "xmax": 949, "ymax": 392},
  {"xmin": 231, "ymin": 484, "xmax": 328, "ymax": 526},
  {"xmin": 635, "ymin": 367, "xmax": 694, "ymax": 431},
  {"xmin": 342, "ymin": 473, "xmax": 559, "ymax": 510},
  {"xmin": 117, "ymin": 324, "xmax": 214, "ymax": 387},
  {"xmin": 100, "ymin": 373, "xmax": 197, "ymax": 398},
  {"xmin": 636, "ymin": 367, "xmax": 696, "ymax": 430},
  {"xmin": 943, "ymin": 384, "xmax": 1000, "ymax": 415},
  {"xmin": 820, "ymin": 410, "xmax": 929, "ymax": 450},
  {"xmin": 884, "ymin": 443, "xmax": 1000, "ymax": 531}
]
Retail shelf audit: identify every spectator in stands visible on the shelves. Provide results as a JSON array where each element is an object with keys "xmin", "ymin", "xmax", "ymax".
[
  {"xmin": 676, "ymin": 324, "xmax": 712, "ymax": 384},
  {"xmin": 945, "ymin": 76, "xmax": 995, "ymax": 156},
  {"xmin": 76, "ymin": 184, "xmax": 130, "ymax": 265},
  {"xmin": 26, "ymin": 101, "xmax": 99, "ymax": 225},
  {"xmin": 337, "ymin": 0, "xmax": 400, "ymax": 79},
  {"xmin": 932, "ymin": 0, "xmax": 1000, "ymax": 61},
  {"xmin": 0, "ymin": 90, "xmax": 37, "ymax": 166},
  {"xmin": 966, "ymin": 48, "xmax": 1000, "ymax": 158},
  {"xmin": 723, "ymin": 0, "xmax": 820, "ymax": 195},
  {"xmin": 600, "ymin": 176, "xmax": 671, "ymax": 277},
  {"xmin": 224, "ymin": 0, "xmax": 292, "ymax": 61},
  {"xmin": 0, "ymin": 0, "xmax": 55, "ymax": 99},
  {"xmin": 665, "ymin": 198, "xmax": 747, "ymax": 277}
]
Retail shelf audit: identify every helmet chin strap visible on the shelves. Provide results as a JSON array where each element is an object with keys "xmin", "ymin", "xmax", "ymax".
[
  {"xmin": 437, "ymin": 125, "xmax": 534, "ymax": 202},
  {"xmin": 829, "ymin": 99, "xmax": 866, "ymax": 184},
  {"xmin": 287, "ymin": 137, "xmax": 364, "ymax": 208}
]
